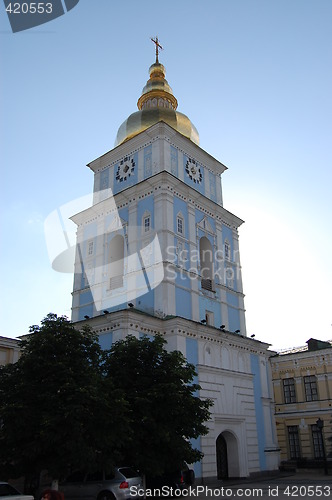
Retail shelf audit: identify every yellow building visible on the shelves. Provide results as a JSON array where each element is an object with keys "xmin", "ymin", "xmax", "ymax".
[
  {"xmin": 0, "ymin": 336, "xmax": 21, "ymax": 366},
  {"xmin": 271, "ymin": 338, "xmax": 332, "ymax": 470}
]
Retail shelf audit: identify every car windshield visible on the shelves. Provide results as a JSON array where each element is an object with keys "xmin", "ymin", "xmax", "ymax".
[
  {"xmin": 118, "ymin": 467, "xmax": 140, "ymax": 478},
  {"xmin": 0, "ymin": 483, "xmax": 20, "ymax": 496}
]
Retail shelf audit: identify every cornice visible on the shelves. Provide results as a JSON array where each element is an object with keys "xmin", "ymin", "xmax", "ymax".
[
  {"xmin": 73, "ymin": 309, "xmax": 272, "ymax": 356},
  {"xmin": 72, "ymin": 171, "xmax": 243, "ymax": 229}
]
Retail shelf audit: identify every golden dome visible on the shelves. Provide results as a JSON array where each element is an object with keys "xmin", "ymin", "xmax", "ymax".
[{"xmin": 115, "ymin": 55, "xmax": 199, "ymax": 147}]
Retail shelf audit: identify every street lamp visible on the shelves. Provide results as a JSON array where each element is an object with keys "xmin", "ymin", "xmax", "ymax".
[{"xmin": 316, "ymin": 418, "xmax": 328, "ymax": 475}]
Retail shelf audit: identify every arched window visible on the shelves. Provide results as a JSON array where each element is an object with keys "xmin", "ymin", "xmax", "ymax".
[
  {"xmin": 108, "ymin": 234, "xmax": 124, "ymax": 289},
  {"xmin": 200, "ymin": 236, "xmax": 214, "ymax": 291}
]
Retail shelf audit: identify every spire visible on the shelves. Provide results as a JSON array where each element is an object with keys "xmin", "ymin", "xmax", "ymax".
[
  {"xmin": 114, "ymin": 38, "xmax": 199, "ymax": 147},
  {"xmin": 137, "ymin": 39, "xmax": 178, "ymax": 111},
  {"xmin": 150, "ymin": 36, "xmax": 163, "ymax": 64}
]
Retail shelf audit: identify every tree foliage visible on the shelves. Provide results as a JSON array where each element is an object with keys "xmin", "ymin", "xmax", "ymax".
[
  {"xmin": 0, "ymin": 316, "xmax": 212, "ymax": 482},
  {"xmin": 0, "ymin": 314, "xmax": 128, "ymax": 480},
  {"xmin": 103, "ymin": 334, "xmax": 213, "ymax": 477}
]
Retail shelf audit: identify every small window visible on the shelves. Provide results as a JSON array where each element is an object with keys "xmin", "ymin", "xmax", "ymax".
[
  {"xmin": 144, "ymin": 216, "xmax": 151, "ymax": 232},
  {"xmin": 177, "ymin": 216, "xmax": 184, "ymax": 235},
  {"xmin": 224, "ymin": 241, "xmax": 230, "ymax": 261},
  {"xmin": 88, "ymin": 240, "xmax": 94, "ymax": 256},
  {"xmin": 304, "ymin": 375, "xmax": 318, "ymax": 401},
  {"xmin": 283, "ymin": 378, "xmax": 297, "ymax": 404}
]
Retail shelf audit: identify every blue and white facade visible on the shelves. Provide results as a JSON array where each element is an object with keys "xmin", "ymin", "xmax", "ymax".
[{"xmin": 71, "ymin": 60, "xmax": 279, "ymax": 479}]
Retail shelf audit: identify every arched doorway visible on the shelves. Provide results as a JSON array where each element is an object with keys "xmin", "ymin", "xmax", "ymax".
[
  {"xmin": 216, "ymin": 434, "xmax": 228, "ymax": 479},
  {"xmin": 216, "ymin": 431, "xmax": 240, "ymax": 479}
]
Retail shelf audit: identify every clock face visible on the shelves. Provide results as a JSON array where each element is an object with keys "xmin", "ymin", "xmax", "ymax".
[
  {"xmin": 185, "ymin": 158, "xmax": 202, "ymax": 184},
  {"xmin": 116, "ymin": 156, "xmax": 135, "ymax": 182}
]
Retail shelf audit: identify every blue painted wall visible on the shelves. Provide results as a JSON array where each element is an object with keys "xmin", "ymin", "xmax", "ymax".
[
  {"xmin": 137, "ymin": 195, "xmax": 154, "ymax": 229},
  {"xmin": 175, "ymin": 287, "xmax": 192, "ymax": 319},
  {"xmin": 137, "ymin": 288, "xmax": 154, "ymax": 315},
  {"xmin": 170, "ymin": 145, "xmax": 178, "ymax": 177},
  {"xmin": 227, "ymin": 306, "xmax": 240, "ymax": 332},
  {"xmin": 250, "ymin": 354, "xmax": 266, "ymax": 470},
  {"xmin": 226, "ymin": 292, "xmax": 240, "ymax": 332},
  {"xmin": 209, "ymin": 171, "xmax": 217, "ymax": 203},
  {"xmin": 186, "ymin": 337, "xmax": 202, "ymax": 477},
  {"xmin": 100, "ymin": 168, "xmax": 110, "ymax": 192},
  {"xmin": 99, "ymin": 332, "xmax": 113, "ymax": 350},
  {"xmin": 199, "ymin": 296, "xmax": 221, "ymax": 328}
]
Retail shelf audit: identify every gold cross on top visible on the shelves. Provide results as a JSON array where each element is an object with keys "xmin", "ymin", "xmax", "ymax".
[{"xmin": 151, "ymin": 36, "xmax": 163, "ymax": 63}]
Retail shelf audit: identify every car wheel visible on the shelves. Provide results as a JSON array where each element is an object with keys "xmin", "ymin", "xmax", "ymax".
[{"xmin": 97, "ymin": 492, "xmax": 115, "ymax": 500}]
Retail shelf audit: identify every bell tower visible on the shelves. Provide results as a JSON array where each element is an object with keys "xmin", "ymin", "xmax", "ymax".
[
  {"xmin": 71, "ymin": 44, "xmax": 246, "ymax": 337},
  {"xmin": 70, "ymin": 41, "xmax": 280, "ymax": 480}
]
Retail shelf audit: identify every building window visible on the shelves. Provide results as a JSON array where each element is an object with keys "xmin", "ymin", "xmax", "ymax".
[
  {"xmin": 224, "ymin": 240, "xmax": 230, "ymax": 261},
  {"xmin": 199, "ymin": 236, "xmax": 214, "ymax": 292},
  {"xmin": 311, "ymin": 424, "xmax": 324, "ymax": 459},
  {"xmin": 144, "ymin": 216, "xmax": 151, "ymax": 233},
  {"xmin": 177, "ymin": 216, "xmax": 184, "ymax": 235},
  {"xmin": 304, "ymin": 375, "xmax": 318, "ymax": 401},
  {"xmin": 287, "ymin": 426, "xmax": 301, "ymax": 459},
  {"xmin": 88, "ymin": 240, "xmax": 94, "ymax": 256},
  {"xmin": 283, "ymin": 378, "xmax": 296, "ymax": 404}
]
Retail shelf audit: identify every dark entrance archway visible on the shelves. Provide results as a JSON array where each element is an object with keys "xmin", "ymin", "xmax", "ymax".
[
  {"xmin": 216, "ymin": 431, "xmax": 240, "ymax": 479},
  {"xmin": 216, "ymin": 434, "xmax": 228, "ymax": 479}
]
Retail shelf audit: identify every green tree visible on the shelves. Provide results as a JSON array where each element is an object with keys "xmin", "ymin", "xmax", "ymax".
[
  {"xmin": 0, "ymin": 314, "xmax": 128, "ymax": 482},
  {"xmin": 104, "ymin": 334, "xmax": 213, "ymax": 477}
]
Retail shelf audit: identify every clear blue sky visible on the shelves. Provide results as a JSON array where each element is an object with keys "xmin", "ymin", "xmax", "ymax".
[{"xmin": 1, "ymin": 0, "xmax": 331, "ymax": 350}]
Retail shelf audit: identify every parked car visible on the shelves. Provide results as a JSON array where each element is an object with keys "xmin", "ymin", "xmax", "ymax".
[
  {"xmin": 58, "ymin": 466, "xmax": 142, "ymax": 500},
  {"xmin": 0, "ymin": 481, "xmax": 34, "ymax": 499},
  {"xmin": 146, "ymin": 463, "xmax": 195, "ymax": 491}
]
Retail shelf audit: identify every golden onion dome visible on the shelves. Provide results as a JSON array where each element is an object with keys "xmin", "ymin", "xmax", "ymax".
[{"xmin": 115, "ymin": 53, "xmax": 199, "ymax": 147}]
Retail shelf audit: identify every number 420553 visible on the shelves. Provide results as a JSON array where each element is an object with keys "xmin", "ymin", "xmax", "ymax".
[{"xmin": 5, "ymin": 3, "xmax": 53, "ymax": 14}]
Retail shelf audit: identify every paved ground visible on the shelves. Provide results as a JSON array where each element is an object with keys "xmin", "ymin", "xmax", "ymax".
[{"xmin": 193, "ymin": 471, "xmax": 332, "ymax": 499}]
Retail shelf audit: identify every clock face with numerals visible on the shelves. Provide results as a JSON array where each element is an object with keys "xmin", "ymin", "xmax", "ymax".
[
  {"xmin": 116, "ymin": 156, "xmax": 135, "ymax": 182},
  {"xmin": 185, "ymin": 158, "xmax": 202, "ymax": 184}
]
